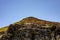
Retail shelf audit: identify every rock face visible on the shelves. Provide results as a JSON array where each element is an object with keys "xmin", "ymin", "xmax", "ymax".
[{"xmin": 0, "ymin": 17, "xmax": 60, "ymax": 40}]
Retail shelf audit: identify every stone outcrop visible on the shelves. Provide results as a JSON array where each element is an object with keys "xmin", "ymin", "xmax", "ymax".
[
  {"xmin": 0, "ymin": 17, "xmax": 60, "ymax": 40},
  {"xmin": 0, "ymin": 24, "xmax": 60, "ymax": 40}
]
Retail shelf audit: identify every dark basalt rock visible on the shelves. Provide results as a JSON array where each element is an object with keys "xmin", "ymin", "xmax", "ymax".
[
  {"xmin": 0, "ymin": 23, "xmax": 60, "ymax": 40},
  {"xmin": 0, "ymin": 17, "xmax": 60, "ymax": 40}
]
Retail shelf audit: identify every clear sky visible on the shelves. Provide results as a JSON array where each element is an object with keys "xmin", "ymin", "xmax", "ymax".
[{"xmin": 0, "ymin": 0, "xmax": 60, "ymax": 28}]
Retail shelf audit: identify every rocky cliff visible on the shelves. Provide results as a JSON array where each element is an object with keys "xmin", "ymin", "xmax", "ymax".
[{"xmin": 0, "ymin": 17, "xmax": 60, "ymax": 40}]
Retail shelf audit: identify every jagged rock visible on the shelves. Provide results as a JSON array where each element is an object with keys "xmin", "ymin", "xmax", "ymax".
[{"xmin": 0, "ymin": 17, "xmax": 60, "ymax": 40}]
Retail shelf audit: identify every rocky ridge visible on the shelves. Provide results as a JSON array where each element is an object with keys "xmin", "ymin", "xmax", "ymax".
[{"xmin": 0, "ymin": 17, "xmax": 60, "ymax": 40}]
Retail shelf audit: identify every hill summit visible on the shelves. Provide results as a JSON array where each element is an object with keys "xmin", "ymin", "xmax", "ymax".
[
  {"xmin": 15, "ymin": 16, "xmax": 60, "ymax": 27},
  {"xmin": 0, "ymin": 16, "xmax": 60, "ymax": 40}
]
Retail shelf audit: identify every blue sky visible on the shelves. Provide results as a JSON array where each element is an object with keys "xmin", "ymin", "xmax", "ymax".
[{"xmin": 0, "ymin": 0, "xmax": 60, "ymax": 27}]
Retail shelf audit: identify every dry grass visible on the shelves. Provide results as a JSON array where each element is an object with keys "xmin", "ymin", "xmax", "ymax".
[{"xmin": 0, "ymin": 26, "xmax": 8, "ymax": 33}]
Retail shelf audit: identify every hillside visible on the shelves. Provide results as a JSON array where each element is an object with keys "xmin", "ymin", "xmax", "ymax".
[
  {"xmin": 0, "ymin": 17, "xmax": 60, "ymax": 33},
  {"xmin": 0, "ymin": 16, "xmax": 60, "ymax": 40},
  {"xmin": 15, "ymin": 17, "xmax": 60, "ymax": 27}
]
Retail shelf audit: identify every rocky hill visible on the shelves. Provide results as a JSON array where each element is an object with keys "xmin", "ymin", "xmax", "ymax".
[{"xmin": 0, "ymin": 17, "xmax": 60, "ymax": 40}]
